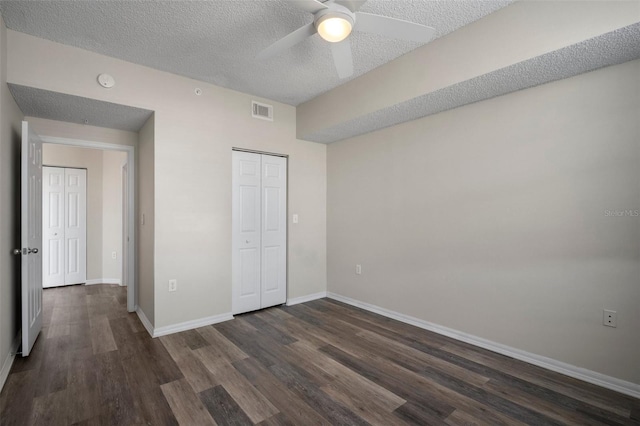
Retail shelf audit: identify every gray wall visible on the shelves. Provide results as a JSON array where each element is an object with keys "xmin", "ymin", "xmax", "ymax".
[{"xmin": 327, "ymin": 60, "xmax": 640, "ymax": 384}]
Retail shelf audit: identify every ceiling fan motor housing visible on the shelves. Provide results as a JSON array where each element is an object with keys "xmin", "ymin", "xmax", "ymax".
[{"xmin": 314, "ymin": 3, "xmax": 355, "ymax": 35}]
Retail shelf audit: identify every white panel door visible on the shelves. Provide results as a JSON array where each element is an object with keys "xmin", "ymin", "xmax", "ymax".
[
  {"xmin": 260, "ymin": 155, "xmax": 287, "ymax": 308},
  {"xmin": 21, "ymin": 121, "xmax": 43, "ymax": 357},
  {"xmin": 42, "ymin": 167, "xmax": 65, "ymax": 288},
  {"xmin": 232, "ymin": 151, "xmax": 262, "ymax": 314},
  {"xmin": 232, "ymin": 151, "xmax": 287, "ymax": 315},
  {"xmin": 64, "ymin": 168, "xmax": 87, "ymax": 285}
]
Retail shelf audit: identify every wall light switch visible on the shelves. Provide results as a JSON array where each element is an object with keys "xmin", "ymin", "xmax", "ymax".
[
  {"xmin": 111, "ymin": 251, "xmax": 117, "ymax": 259},
  {"xmin": 141, "ymin": 213, "xmax": 146, "ymax": 226},
  {"xmin": 293, "ymin": 214, "xmax": 299, "ymax": 224},
  {"xmin": 356, "ymin": 264, "xmax": 362, "ymax": 275},
  {"xmin": 169, "ymin": 279, "xmax": 177, "ymax": 292}
]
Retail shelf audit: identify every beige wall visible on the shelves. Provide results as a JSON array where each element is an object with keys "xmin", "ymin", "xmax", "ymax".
[
  {"xmin": 6, "ymin": 31, "xmax": 327, "ymax": 329},
  {"xmin": 0, "ymin": 16, "xmax": 24, "ymax": 385},
  {"xmin": 138, "ymin": 114, "xmax": 154, "ymax": 324},
  {"xmin": 102, "ymin": 150, "xmax": 127, "ymax": 281},
  {"xmin": 327, "ymin": 60, "xmax": 640, "ymax": 384},
  {"xmin": 25, "ymin": 117, "xmax": 138, "ymax": 147}
]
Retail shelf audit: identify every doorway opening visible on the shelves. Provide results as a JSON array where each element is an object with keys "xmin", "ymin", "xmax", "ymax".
[{"xmin": 41, "ymin": 136, "xmax": 136, "ymax": 312}]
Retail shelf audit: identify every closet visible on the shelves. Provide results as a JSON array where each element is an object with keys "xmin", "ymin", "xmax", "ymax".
[
  {"xmin": 42, "ymin": 167, "xmax": 87, "ymax": 288},
  {"xmin": 232, "ymin": 151, "xmax": 287, "ymax": 314}
]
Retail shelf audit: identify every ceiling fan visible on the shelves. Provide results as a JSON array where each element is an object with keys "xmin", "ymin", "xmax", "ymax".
[{"xmin": 257, "ymin": 0, "xmax": 436, "ymax": 79}]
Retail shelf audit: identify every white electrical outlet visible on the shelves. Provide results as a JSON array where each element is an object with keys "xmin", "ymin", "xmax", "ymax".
[
  {"xmin": 603, "ymin": 309, "xmax": 617, "ymax": 327},
  {"xmin": 355, "ymin": 264, "xmax": 362, "ymax": 275},
  {"xmin": 169, "ymin": 279, "xmax": 177, "ymax": 292},
  {"xmin": 111, "ymin": 251, "xmax": 117, "ymax": 259}
]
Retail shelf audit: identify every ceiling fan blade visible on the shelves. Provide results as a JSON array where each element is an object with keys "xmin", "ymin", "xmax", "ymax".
[
  {"xmin": 330, "ymin": 39, "xmax": 354, "ymax": 79},
  {"xmin": 285, "ymin": 0, "xmax": 328, "ymax": 14},
  {"xmin": 257, "ymin": 23, "xmax": 317, "ymax": 61},
  {"xmin": 355, "ymin": 12, "xmax": 436, "ymax": 43},
  {"xmin": 335, "ymin": 0, "xmax": 368, "ymax": 12}
]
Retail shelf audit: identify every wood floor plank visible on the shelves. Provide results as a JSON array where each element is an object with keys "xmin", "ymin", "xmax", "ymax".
[
  {"xmin": 442, "ymin": 340, "xmax": 636, "ymax": 418},
  {"xmin": 89, "ymin": 315, "xmax": 117, "ymax": 354},
  {"xmin": 318, "ymin": 343, "xmax": 528, "ymax": 426},
  {"xmin": 356, "ymin": 328, "xmax": 490, "ymax": 387},
  {"xmin": 180, "ymin": 328, "xmax": 211, "ymax": 350},
  {"xmin": 267, "ymin": 361, "xmax": 371, "ymax": 426},
  {"xmin": 196, "ymin": 325, "xmax": 250, "ymax": 363},
  {"xmin": 119, "ymin": 347, "xmax": 179, "ymax": 425},
  {"xmin": 483, "ymin": 378, "xmax": 609, "ymax": 426},
  {"xmin": 161, "ymin": 378, "xmax": 218, "ymax": 425},
  {"xmin": 93, "ymin": 350, "xmax": 139, "ymax": 424},
  {"xmin": 0, "ymin": 369, "xmax": 39, "ymax": 426},
  {"xmin": 232, "ymin": 357, "xmax": 329, "ymax": 425},
  {"xmin": 257, "ymin": 412, "xmax": 297, "ymax": 426},
  {"xmin": 393, "ymin": 401, "xmax": 452, "ymax": 426},
  {"xmin": 29, "ymin": 389, "xmax": 69, "ymax": 426},
  {"xmin": 196, "ymin": 354, "xmax": 280, "ymax": 424},
  {"xmin": 65, "ymin": 354, "xmax": 100, "ymax": 424},
  {"xmin": 286, "ymin": 339, "xmax": 406, "ymax": 410},
  {"xmin": 200, "ymin": 385, "xmax": 254, "ymax": 426},
  {"xmin": 160, "ymin": 332, "xmax": 220, "ymax": 392}
]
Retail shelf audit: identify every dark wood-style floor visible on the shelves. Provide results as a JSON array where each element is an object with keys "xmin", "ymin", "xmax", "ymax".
[{"xmin": 0, "ymin": 285, "xmax": 638, "ymax": 425}]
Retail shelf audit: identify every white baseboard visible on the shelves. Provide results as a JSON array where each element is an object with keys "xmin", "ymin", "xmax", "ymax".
[
  {"xmin": 286, "ymin": 291, "xmax": 327, "ymax": 306},
  {"xmin": 0, "ymin": 331, "xmax": 21, "ymax": 393},
  {"xmin": 136, "ymin": 307, "xmax": 155, "ymax": 338},
  {"xmin": 136, "ymin": 308, "xmax": 234, "ymax": 338},
  {"xmin": 86, "ymin": 278, "xmax": 121, "ymax": 286},
  {"xmin": 327, "ymin": 292, "xmax": 640, "ymax": 399}
]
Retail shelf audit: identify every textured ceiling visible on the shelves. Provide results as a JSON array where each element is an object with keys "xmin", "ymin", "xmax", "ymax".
[
  {"xmin": 304, "ymin": 23, "xmax": 640, "ymax": 143},
  {"xmin": 8, "ymin": 84, "xmax": 154, "ymax": 132},
  {"xmin": 0, "ymin": 0, "xmax": 514, "ymax": 106}
]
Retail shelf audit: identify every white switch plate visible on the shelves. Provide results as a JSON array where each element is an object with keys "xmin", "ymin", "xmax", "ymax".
[
  {"xmin": 169, "ymin": 279, "xmax": 177, "ymax": 292},
  {"xmin": 293, "ymin": 214, "xmax": 299, "ymax": 224},
  {"xmin": 356, "ymin": 264, "xmax": 362, "ymax": 275},
  {"xmin": 141, "ymin": 213, "xmax": 146, "ymax": 226},
  {"xmin": 111, "ymin": 251, "xmax": 117, "ymax": 259}
]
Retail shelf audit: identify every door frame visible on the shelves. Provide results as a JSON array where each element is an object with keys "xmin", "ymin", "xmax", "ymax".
[
  {"xmin": 41, "ymin": 136, "xmax": 137, "ymax": 312},
  {"xmin": 231, "ymin": 147, "xmax": 289, "ymax": 314},
  {"xmin": 41, "ymin": 166, "xmax": 88, "ymax": 288}
]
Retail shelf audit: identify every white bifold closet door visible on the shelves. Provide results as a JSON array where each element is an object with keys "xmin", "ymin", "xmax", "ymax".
[
  {"xmin": 42, "ymin": 167, "xmax": 87, "ymax": 288},
  {"xmin": 232, "ymin": 151, "xmax": 287, "ymax": 315}
]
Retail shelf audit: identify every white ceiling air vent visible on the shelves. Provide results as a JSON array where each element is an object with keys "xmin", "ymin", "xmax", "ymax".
[{"xmin": 252, "ymin": 101, "xmax": 273, "ymax": 122}]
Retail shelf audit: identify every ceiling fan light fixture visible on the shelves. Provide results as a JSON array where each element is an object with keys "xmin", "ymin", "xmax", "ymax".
[{"xmin": 316, "ymin": 14, "xmax": 353, "ymax": 43}]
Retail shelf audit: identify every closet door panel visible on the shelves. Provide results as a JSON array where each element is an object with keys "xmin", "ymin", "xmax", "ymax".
[
  {"xmin": 260, "ymin": 155, "xmax": 287, "ymax": 308},
  {"xmin": 232, "ymin": 151, "xmax": 262, "ymax": 314},
  {"xmin": 64, "ymin": 168, "xmax": 87, "ymax": 285}
]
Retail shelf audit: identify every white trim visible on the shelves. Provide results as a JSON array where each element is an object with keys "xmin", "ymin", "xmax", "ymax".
[
  {"xmin": 327, "ymin": 292, "xmax": 640, "ymax": 399},
  {"xmin": 40, "ymin": 135, "xmax": 137, "ymax": 312},
  {"xmin": 286, "ymin": 291, "xmax": 327, "ymax": 306},
  {"xmin": 85, "ymin": 278, "xmax": 121, "ymax": 285},
  {"xmin": 136, "ymin": 306, "xmax": 154, "ymax": 338},
  {"xmin": 0, "ymin": 332, "xmax": 21, "ymax": 393},
  {"xmin": 135, "ymin": 308, "xmax": 234, "ymax": 338},
  {"xmin": 154, "ymin": 313, "xmax": 234, "ymax": 337}
]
